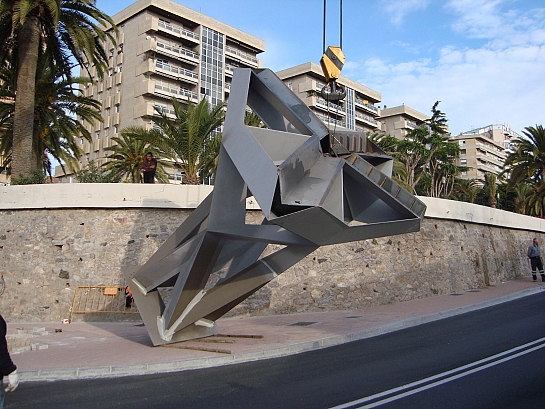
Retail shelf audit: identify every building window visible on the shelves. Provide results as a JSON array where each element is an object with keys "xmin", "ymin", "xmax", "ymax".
[
  {"xmin": 459, "ymin": 140, "xmax": 466, "ymax": 146},
  {"xmin": 201, "ymin": 27, "xmax": 224, "ymax": 106}
]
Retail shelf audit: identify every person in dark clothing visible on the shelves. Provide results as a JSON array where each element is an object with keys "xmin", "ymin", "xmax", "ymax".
[
  {"xmin": 0, "ymin": 315, "xmax": 18, "ymax": 408},
  {"xmin": 141, "ymin": 152, "xmax": 157, "ymax": 184},
  {"xmin": 527, "ymin": 238, "xmax": 545, "ymax": 282}
]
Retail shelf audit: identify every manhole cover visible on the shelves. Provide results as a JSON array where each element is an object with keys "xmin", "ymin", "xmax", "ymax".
[{"xmin": 288, "ymin": 321, "xmax": 319, "ymax": 327}]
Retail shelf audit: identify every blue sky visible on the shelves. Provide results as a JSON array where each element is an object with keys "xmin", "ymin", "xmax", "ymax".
[{"xmin": 96, "ymin": 0, "xmax": 545, "ymax": 135}]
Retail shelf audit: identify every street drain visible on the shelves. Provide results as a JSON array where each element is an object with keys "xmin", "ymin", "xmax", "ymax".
[
  {"xmin": 288, "ymin": 321, "xmax": 319, "ymax": 327},
  {"xmin": 449, "ymin": 293, "xmax": 464, "ymax": 296},
  {"xmin": 345, "ymin": 316, "xmax": 362, "ymax": 319},
  {"xmin": 465, "ymin": 290, "xmax": 480, "ymax": 292}
]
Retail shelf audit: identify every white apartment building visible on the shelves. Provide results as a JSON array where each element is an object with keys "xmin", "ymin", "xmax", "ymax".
[
  {"xmin": 56, "ymin": 0, "xmax": 264, "ymax": 182},
  {"xmin": 276, "ymin": 62, "xmax": 382, "ymax": 133},
  {"xmin": 377, "ymin": 104, "xmax": 429, "ymax": 139},
  {"xmin": 451, "ymin": 124, "xmax": 521, "ymax": 180}
]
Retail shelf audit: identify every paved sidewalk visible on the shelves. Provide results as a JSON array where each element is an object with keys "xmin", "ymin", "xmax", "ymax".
[{"xmin": 7, "ymin": 277, "xmax": 545, "ymax": 382}]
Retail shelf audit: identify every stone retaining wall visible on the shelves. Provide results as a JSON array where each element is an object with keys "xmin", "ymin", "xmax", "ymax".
[{"xmin": 0, "ymin": 203, "xmax": 540, "ymax": 322}]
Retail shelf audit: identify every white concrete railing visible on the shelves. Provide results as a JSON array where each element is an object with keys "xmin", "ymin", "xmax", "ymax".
[{"xmin": 1, "ymin": 185, "xmax": 544, "ymax": 233}]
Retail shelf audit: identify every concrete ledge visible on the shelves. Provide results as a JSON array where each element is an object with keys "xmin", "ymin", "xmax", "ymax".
[
  {"xmin": 1, "ymin": 184, "xmax": 543, "ymax": 233},
  {"xmin": 418, "ymin": 196, "xmax": 545, "ymax": 232}
]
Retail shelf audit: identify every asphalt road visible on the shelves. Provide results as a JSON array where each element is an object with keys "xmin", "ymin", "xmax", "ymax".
[{"xmin": 9, "ymin": 292, "xmax": 545, "ymax": 409}]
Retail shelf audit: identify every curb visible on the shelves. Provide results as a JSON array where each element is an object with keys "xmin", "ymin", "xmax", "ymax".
[{"xmin": 19, "ymin": 286, "xmax": 545, "ymax": 382}]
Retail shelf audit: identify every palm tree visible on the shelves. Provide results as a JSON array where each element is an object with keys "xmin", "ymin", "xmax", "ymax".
[
  {"xmin": 102, "ymin": 127, "xmax": 169, "ymax": 183},
  {"xmin": 244, "ymin": 111, "xmax": 265, "ymax": 128},
  {"xmin": 141, "ymin": 98, "xmax": 225, "ymax": 185},
  {"xmin": 503, "ymin": 125, "xmax": 545, "ymax": 190},
  {"xmin": 513, "ymin": 182, "xmax": 533, "ymax": 215},
  {"xmin": 0, "ymin": 0, "xmax": 115, "ymax": 179},
  {"xmin": 450, "ymin": 178, "xmax": 481, "ymax": 203},
  {"xmin": 0, "ymin": 50, "xmax": 102, "ymax": 176}
]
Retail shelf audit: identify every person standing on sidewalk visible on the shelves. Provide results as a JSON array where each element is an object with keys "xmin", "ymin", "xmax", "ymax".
[
  {"xmin": 527, "ymin": 238, "xmax": 545, "ymax": 282},
  {"xmin": 0, "ymin": 314, "xmax": 18, "ymax": 408}
]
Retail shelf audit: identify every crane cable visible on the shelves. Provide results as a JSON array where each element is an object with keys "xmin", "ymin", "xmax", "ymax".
[{"xmin": 323, "ymin": 0, "xmax": 344, "ymax": 155}]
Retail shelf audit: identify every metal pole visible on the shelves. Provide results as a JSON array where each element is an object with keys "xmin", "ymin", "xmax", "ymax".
[{"xmin": 323, "ymin": 0, "xmax": 327, "ymax": 53}]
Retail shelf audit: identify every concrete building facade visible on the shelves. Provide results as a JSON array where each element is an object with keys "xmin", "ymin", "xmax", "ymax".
[
  {"xmin": 450, "ymin": 124, "xmax": 521, "ymax": 180},
  {"xmin": 57, "ymin": 0, "xmax": 264, "ymax": 182},
  {"xmin": 276, "ymin": 62, "xmax": 382, "ymax": 133},
  {"xmin": 377, "ymin": 104, "xmax": 429, "ymax": 139}
]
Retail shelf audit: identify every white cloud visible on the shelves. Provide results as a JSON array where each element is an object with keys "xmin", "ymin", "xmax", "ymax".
[
  {"xmin": 343, "ymin": 1, "xmax": 545, "ymax": 134},
  {"xmin": 382, "ymin": 0, "xmax": 431, "ymax": 25}
]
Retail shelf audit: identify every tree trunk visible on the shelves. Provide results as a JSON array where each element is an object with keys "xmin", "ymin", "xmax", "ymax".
[
  {"xmin": 182, "ymin": 174, "xmax": 201, "ymax": 185},
  {"xmin": 11, "ymin": 15, "xmax": 41, "ymax": 178}
]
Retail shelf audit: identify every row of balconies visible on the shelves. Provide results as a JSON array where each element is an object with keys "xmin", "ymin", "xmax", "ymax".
[
  {"xmin": 139, "ymin": 17, "xmax": 200, "ymax": 45},
  {"xmin": 354, "ymin": 97, "xmax": 379, "ymax": 115},
  {"xmin": 475, "ymin": 153, "xmax": 505, "ymax": 168},
  {"xmin": 225, "ymin": 45, "xmax": 258, "ymax": 67},
  {"xmin": 354, "ymin": 112, "xmax": 378, "ymax": 127},
  {"xmin": 157, "ymin": 19, "xmax": 200, "ymax": 41},
  {"xmin": 155, "ymin": 40, "xmax": 199, "ymax": 64},
  {"xmin": 315, "ymin": 112, "xmax": 346, "ymax": 128},
  {"xmin": 152, "ymin": 59, "xmax": 198, "ymax": 84}
]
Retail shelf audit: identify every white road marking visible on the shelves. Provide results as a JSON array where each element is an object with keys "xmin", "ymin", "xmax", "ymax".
[{"xmin": 330, "ymin": 337, "xmax": 545, "ymax": 409}]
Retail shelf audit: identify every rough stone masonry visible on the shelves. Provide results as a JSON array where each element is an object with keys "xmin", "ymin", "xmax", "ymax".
[{"xmin": 0, "ymin": 208, "xmax": 536, "ymax": 322}]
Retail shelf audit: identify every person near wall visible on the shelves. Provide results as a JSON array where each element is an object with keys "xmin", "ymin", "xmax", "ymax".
[
  {"xmin": 141, "ymin": 152, "xmax": 157, "ymax": 184},
  {"xmin": 0, "ymin": 314, "xmax": 18, "ymax": 409},
  {"xmin": 527, "ymin": 238, "xmax": 545, "ymax": 282}
]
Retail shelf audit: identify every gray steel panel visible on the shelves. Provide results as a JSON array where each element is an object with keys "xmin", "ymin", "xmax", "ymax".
[
  {"xmin": 253, "ymin": 69, "xmax": 329, "ymax": 138},
  {"xmin": 323, "ymin": 218, "xmax": 422, "ymax": 246},
  {"xmin": 176, "ymin": 245, "xmax": 317, "ymax": 328},
  {"xmin": 271, "ymin": 207, "xmax": 347, "ymax": 246},
  {"xmin": 133, "ymin": 232, "xmax": 206, "ymax": 293},
  {"xmin": 249, "ymin": 126, "xmax": 311, "ymax": 164}
]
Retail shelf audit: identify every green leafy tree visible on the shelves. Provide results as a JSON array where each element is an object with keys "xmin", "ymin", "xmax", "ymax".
[
  {"xmin": 102, "ymin": 127, "xmax": 169, "ymax": 183},
  {"xmin": 75, "ymin": 160, "xmax": 120, "ymax": 183},
  {"xmin": 139, "ymin": 98, "xmax": 225, "ymax": 185},
  {"xmin": 0, "ymin": 0, "xmax": 115, "ymax": 179}
]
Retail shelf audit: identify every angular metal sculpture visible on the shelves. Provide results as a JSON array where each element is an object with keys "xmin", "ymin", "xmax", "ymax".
[{"xmin": 125, "ymin": 68, "xmax": 426, "ymax": 345}]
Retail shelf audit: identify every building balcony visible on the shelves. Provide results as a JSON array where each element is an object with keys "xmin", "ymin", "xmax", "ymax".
[
  {"xmin": 135, "ymin": 80, "xmax": 198, "ymax": 102},
  {"xmin": 314, "ymin": 96, "xmax": 345, "ymax": 115},
  {"xmin": 157, "ymin": 19, "xmax": 200, "ymax": 43},
  {"xmin": 155, "ymin": 60, "xmax": 198, "ymax": 84},
  {"xmin": 315, "ymin": 112, "xmax": 346, "ymax": 128},
  {"xmin": 355, "ymin": 112, "xmax": 378, "ymax": 127},
  {"xmin": 137, "ymin": 59, "xmax": 198, "ymax": 85},
  {"xmin": 225, "ymin": 64, "xmax": 238, "ymax": 76},
  {"xmin": 475, "ymin": 153, "xmax": 505, "ymax": 168},
  {"xmin": 354, "ymin": 98, "xmax": 379, "ymax": 115},
  {"xmin": 155, "ymin": 40, "xmax": 199, "ymax": 65},
  {"xmin": 225, "ymin": 45, "xmax": 258, "ymax": 67}
]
